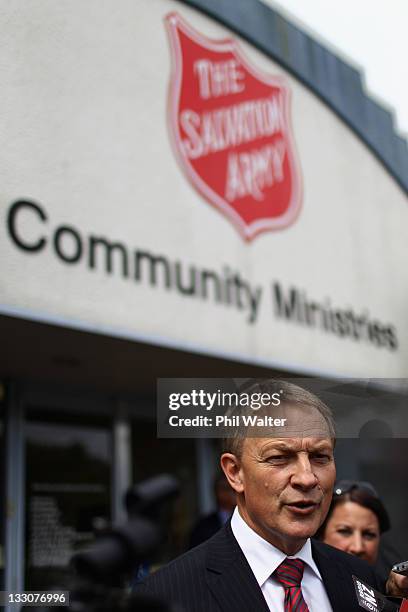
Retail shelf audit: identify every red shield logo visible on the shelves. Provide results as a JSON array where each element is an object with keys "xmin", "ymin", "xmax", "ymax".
[{"xmin": 165, "ymin": 13, "xmax": 302, "ymax": 240}]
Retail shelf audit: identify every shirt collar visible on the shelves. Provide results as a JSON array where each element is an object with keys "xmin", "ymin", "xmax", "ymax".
[{"xmin": 230, "ymin": 507, "xmax": 323, "ymax": 588}]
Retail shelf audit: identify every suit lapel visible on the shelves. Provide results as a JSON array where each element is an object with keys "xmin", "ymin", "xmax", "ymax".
[
  {"xmin": 205, "ymin": 522, "xmax": 270, "ymax": 612},
  {"xmin": 204, "ymin": 527, "xmax": 363, "ymax": 611},
  {"xmin": 312, "ymin": 539, "xmax": 359, "ymax": 612}
]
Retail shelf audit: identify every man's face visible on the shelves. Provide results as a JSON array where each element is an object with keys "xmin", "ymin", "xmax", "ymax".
[{"xmin": 222, "ymin": 404, "xmax": 336, "ymax": 554}]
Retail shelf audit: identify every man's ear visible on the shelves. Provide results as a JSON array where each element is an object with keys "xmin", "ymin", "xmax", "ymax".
[{"xmin": 220, "ymin": 453, "xmax": 244, "ymax": 493}]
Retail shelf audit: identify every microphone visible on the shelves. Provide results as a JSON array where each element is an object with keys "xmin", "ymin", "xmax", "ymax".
[{"xmin": 353, "ymin": 575, "xmax": 408, "ymax": 611}]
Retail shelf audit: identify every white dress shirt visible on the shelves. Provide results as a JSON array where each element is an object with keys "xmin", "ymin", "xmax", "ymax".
[{"xmin": 231, "ymin": 508, "xmax": 333, "ymax": 612}]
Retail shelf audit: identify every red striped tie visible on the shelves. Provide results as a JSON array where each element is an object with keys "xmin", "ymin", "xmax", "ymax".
[{"xmin": 274, "ymin": 558, "xmax": 310, "ymax": 611}]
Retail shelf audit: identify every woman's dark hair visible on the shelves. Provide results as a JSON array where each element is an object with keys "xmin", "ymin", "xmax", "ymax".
[{"xmin": 316, "ymin": 483, "xmax": 390, "ymax": 539}]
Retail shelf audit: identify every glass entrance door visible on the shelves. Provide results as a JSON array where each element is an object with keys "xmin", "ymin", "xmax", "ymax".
[{"xmin": 24, "ymin": 411, "xmax": 112, "ymax": 591}]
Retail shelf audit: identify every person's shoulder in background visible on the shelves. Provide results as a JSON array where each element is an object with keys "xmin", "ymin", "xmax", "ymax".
[{"xmin": 188, "ymin": 511, "xmax": 222, "ymax": 549}]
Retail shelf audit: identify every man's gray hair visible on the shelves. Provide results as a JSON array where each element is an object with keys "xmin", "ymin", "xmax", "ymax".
[{"xmin": 221, "ymin": 379, "xmax": 336, "ymax": 457}]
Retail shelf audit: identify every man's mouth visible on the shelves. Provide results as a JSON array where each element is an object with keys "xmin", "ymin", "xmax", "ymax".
[{"xmin": 285, "ymin": 500, "xmax": 320, "ymax": 515}]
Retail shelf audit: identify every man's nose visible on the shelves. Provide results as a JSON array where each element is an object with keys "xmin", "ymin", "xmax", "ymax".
[
  {"xmin": 349, "ymin": 532, "xmax": 365, "ymax": 556},
  {"xmin": 291, "ymin": 457, "xmax": 318, "ymax": 488}
]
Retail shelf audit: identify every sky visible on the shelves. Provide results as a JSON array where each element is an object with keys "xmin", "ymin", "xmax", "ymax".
[{"xmin": 264, "ymin": 0, "xmax": 408, "ymax": 138}]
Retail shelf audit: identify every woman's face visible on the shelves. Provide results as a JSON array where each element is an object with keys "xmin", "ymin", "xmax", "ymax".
[{"xmin": 323, "ymin": 500, "xmax": 380, "ymax": 565}]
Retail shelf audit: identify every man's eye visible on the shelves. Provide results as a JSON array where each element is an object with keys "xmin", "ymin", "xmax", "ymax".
[
  {"xmin": 266, "ymin": 455, "xmax": 287, "ymax": 463},
  {"xmin": 312, "ymin": 454, "xmax": 331, "ymax": 463}
]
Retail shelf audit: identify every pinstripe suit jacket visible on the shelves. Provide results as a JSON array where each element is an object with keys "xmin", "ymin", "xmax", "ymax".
[{"xmin": 136, "ymin": 522, "xmax": 384, "ymax": 611}]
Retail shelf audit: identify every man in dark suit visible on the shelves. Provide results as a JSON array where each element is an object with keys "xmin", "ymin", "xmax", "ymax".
[
  {"xmin": 136, "ymin": 380, "xmax": 406, "ymax": 611},
  {"xmin": 188, "ymin": 473, "xmax": 236, "ymax": 549}
]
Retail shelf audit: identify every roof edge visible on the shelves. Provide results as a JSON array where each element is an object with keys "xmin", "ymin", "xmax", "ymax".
[{"xmin": 177, "ymin": 0, "xmax": 408, "ymax": 194}]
